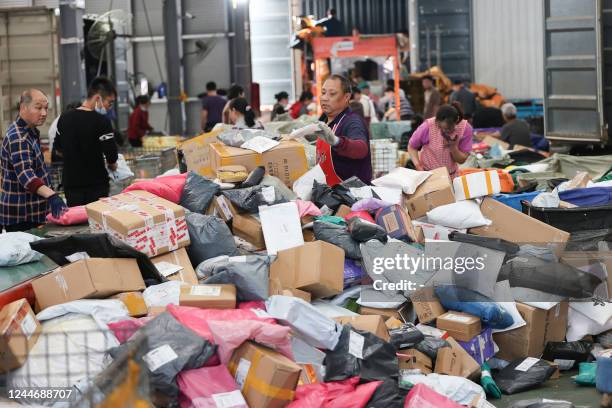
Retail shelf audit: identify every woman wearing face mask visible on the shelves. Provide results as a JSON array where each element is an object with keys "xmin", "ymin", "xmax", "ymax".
[
  {"xmin": 408, "ymin": 102, "xmax": 472, "ymax": 178},
  {"xmin": 229, "ymin": 97, "xmax": 264, "ymax": 129},
  {"xmin": 271, "ymin": 91, "xmax": 289, "ymax": 121},
  {"xmin": 127, "ymin": 95, "xmax": 154, "ymax": 147}
]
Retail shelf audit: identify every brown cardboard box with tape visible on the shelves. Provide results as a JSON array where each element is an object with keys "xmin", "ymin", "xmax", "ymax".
[
  {"xmin": 152, "ymin": 247, "xmax": 198, "ymax": 285},
  {"xmin": 334, "ymin": 315, "xmax": 390, "ymax": 342},
  {"xmin": 209, "ymin": 141, "xmax": 308, "ymax": 187},
  {"xmin": 0, "ymin": 299, "xmax": 41, "ymax": 372},
  {"xmin": 177, "ymin": 129, "xmax": 224, "ymax": 177},
  {"xmin": 436, "ymin": 312, "xmax": 482, "ymax": 342},
  {"xmin": 402, "ymin": 167, "xmax": 455, "ymax": 219},
  {"xmin": 228, "ymin": 341, "xmax": 301, "ymax": 408},
  {"xmin": 179, "ymin": 284, "xmax": 237, "ymax": 309},
  {"xmin": 86, "ymin": 190, "xmax": 190, "ymax": 257}
]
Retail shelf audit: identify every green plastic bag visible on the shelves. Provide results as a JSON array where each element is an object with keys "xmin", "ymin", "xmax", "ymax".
[
  {"xmin": 314, "ymin": 215, "xmax": 347, "ymax": 226},
  {"xmin": 574, "ymin": 362, "xmax": 597, "ymax": 386},
  {"xmin": 481, "ymin": 362, "xmax": 502, "ymax": 398}
]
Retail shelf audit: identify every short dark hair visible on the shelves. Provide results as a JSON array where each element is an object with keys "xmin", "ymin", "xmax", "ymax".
[
  {"xmin": 327, "ymin": 74, "xmax": 352, "ymax": 95},
  {"xmin": 422, "ymin": 75, "xmax": 434, "ymax": 82},
  {"xmin": 385, "ymin": 86, "xmax": 395, "ymax": 93},
  {"xmin": 87, "ymin": 77, "xmax": 116, "ymax": 99},
  {"xmin": 206, "ymin": 81, "xmax": 217, "ymax": 91},
  {"xmin": 274, "ymin": 91, "xmax": 289, "ymax": 101},
  {"xmin": 328, "ymin": 8, "xmax": 337, "ymax": 16},
  {"xmin": 453, "ymin": 79, "xmax": 464, "ymax": 85},
  {"xmin": 436, "ymin": 102, "xmax": 464, "ymax": 125},
  {"xmin": 299, "ymin": 91, "xmax": 313, "ymax": 102},
  {"xmin": 228, "ymin": 84, "xmax": 244, "ymax": 99},
  {"xmin": 136, "ymin": 95, "xmax": 150, "ymax": 105}
]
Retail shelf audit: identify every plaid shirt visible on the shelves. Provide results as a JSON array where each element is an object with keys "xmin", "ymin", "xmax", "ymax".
[{"xmin": 0, "ymin": 117, "xmax": 50, "ymax": 225}]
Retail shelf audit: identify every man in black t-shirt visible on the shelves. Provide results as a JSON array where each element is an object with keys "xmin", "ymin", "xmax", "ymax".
[{"xmin": 55, "ymin": 77, "xmax": 118, "ymax": 206}]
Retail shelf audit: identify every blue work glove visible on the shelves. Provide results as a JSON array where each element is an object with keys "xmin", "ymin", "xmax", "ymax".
[{"xmin": 48, "ymin": 194, "xmax": 68, "ymax": 218}]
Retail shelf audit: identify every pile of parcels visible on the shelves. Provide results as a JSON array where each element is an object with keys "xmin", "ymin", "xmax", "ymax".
[{"xmin": 1, "ymin": 127, "xmax": 612, "ymax": 408}]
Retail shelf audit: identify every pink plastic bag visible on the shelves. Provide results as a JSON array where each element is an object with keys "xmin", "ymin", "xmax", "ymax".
[
  {"xmin": 343, "ymin": 210, "xmax": 375, "ymax": 223},
  {"xmin": 351, "ymin": 198, "xmax": 393, "ymax": 212},
  {"xmin": 296, "ymin": 199, "xmax": 323, "ymax": 217},
  {"xmin": 123, "ymin": 173, "xmax": 187, "ymax": 203},
  {"xmin": 167, "ymin": 304, "xmax": 276, "ymax": 340},
  {"xmin": 107, "ymin": 317, "xmax": 152, "ymax": 343},
  {"xmin": 238, "ymin": 301, "xmax": 266, "ymax": 311},
  {"xmin": 178, "ymin": 365, "xmax": 248, "ymax": 408},
  {"xmin": 404, "ymin": 384, "xmax": 463, "ymax": 408},
  {"xmin": 208, "ymin": 320, "xmax": 293, "ymax": 364},
  {"xmin": 46, "ymin": 206, "xmax": 88, "ymax": 225},
  {"xmin": 288, "ymin": 377, "xmax": 382, "ymax": 408}
]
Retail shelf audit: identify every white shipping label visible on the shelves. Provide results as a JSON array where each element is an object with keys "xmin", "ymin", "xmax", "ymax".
[
  {"xmin": 234, "ymin": 358, "xmax": 252, "ymax": 390},
  {"xmin": 554, "ymin": 359, "xmax": 575, "ymax": 370},
  {"xmin": 65, "ymin": 252, "xmax": 90, "ymax": 263},
  {"xmin": 348, "ymin": 331, "xmax": 365, "ymax": 359},
  {"xmin": 217, "ymin": 196, "xmax": 234, "ymax": 220},
  {"xmin": 143, "ymin": 344, "xmax": 178, "ymax": 372},
  {"xmin": 154, "ymin": 261, "xmax": 184, "ymax": 278},
  {"xmin": 444, "ymin": 313, "xmax": 473, "ymax": 323},
  {"xmin": 212, "ymin": 390, "xmax": 247, "ymax": 408},
  {"xmin": 515, "ymin": 357, "xmax": 540, "ymax": 372},
  {"xmin": 20, "ymin": 313, "xmax": 37, "ymax": 339},
  {"xmin": 261, "ymin": 186, "xmax": 276, "ymax": 203},
  {"xmin": 191, "ymin": 285, "xmax": 222, "ymax": 297}
]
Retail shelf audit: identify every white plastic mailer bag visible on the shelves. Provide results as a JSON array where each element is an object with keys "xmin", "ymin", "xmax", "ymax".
[
  {"xmin": 400, "ymin": 373, "xmax": 485, "ymax": 405},
  {"xmin": 37, "ymin": 299, "xmax": 129, "ymax": 333},
  {"xmin": 0, "ymin": 232, "xmax": 43, "ymax": 266},
  {"xmin": 371, "ymin": 167, "xmax": 431, "ymax": 194},
  {"xmin": 108, "ymin": 153, "xmax": 134, "ymax": 181},
  {"xmin": 567, "ymin": 307, "xmax": 612, "ymax": 342},
  {"xmin": 143, "ymin": 280, "xmax": 183, "ymax": 308},
  {"xmin": 427, "ymin": 200, "xmax": 491, "ymax": 229},
  {"xmin": 292, "ymin": 164, "xmax": 326, "ymax": 201},
  {"xmin": 265, "ymin": 295, "xmax": 342, "ymax": 350}
]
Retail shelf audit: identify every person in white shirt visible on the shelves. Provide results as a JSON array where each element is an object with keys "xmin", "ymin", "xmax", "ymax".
[{"xmin": 353, "ymin": 84, "xmax": 379, "ymax": 124}]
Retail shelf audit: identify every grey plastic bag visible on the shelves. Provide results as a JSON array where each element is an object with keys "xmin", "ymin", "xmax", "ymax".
[
  {"xmin": 108, "ymin": 312, "xmax": 216, "ymax": 398},
  {"xmin": 180, "ymin": 172, "xmax": 220, "ymax": 213},
  {"xmin": 196, "ymin": 254, "xmax": 271, "ymax": 301},
  {"xmin": 186, "ymin": 212, "xmax": 238, "ymax": 266},
  {"xmin": 222, "ymin": 185, "xmax": 287, "ymax": 213},
  {"xmin": 313, "ymin": 220, "xmax": 362, "ymax": 260},
  {"xmin": 260, "ymin": 175, "xmax": 298, "ymax": 201}
]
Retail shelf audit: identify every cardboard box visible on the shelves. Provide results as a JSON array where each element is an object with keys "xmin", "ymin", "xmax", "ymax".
[
  {"xmin": 386, "ymin": 317, "xmax": 404, "ymax": 330},
  {"xmin": 152, "ymin": 248, "xmax": 198, "ymax": 285},
  {"xmin": 566, "ymin": 171, "xmax": 591, "ymax": 190},
  {"xmin": 359, "ymin": 305, "xmax": 409, "ymax": 322},
  {"xmin": 470, "ymin": 197, "xmax": 570, "ymax": 246},
  {"xmin": 375, "ymin": 204, "xmax": 418, "ymax": 242},
  {"xmin": 335, "ymin": 204, "xmax": 352, "ymax": 218},
  {"xmin": 470, "ymin": 395, "xmax": 497, "ymax": 408},
  {"xmin": 398, "ymin": 348, "xmax": 432, "ymax": 373},
  {"xmin": 147, "ymin": 306, "xmax": 167, "ymax": 317},
  {"xmin": 0, "ymin": 299, "xmax": 41, "ymax": 372},
  {"xmin": 561, "ymin": 251, "xmax": 612, "ymax": 298},
  {"xmin": 232, "ymin": 213, "xmax": 266, "ymax": 249},
  {"xmin": 457, "ymin": 328, "xmax": 495, "ymax": 365},
  {"xmin": 453, "ymin": 170, "xmax": 501, "ymax": 201},
  {"xmin": 112, "ymin": 292, "xmax": 148, "ymax": 317},
  {"xmin": 270, "ymin": 241, "xmax": 344, "ymax": 299},
  {"xmin": 209, "ymin": 140, "xmax": 308, "ymax": 187},
  {"xmin": 269, "ymin": 278, "xmax": 312, "ymax": 303},
  {"xmin": 545, "ymin": 360, "xmax": 561, "ymax": 379},
  {"xmin": 435, "ymin": 337, "xmax": 481, "ymax": 379},
  {"xmin": 32, "ymin": 258, "xmax": 145, "ymax": 310},
  {"xmin": 86, "ymin": 190, "xmax": 190, "ymax": 257},
  {"xmin": 482, "ymin": 135, "xmax": 509, "ymax": 150},
  {"xmin": 179, "ymin": 284, "xmax": 236, "ymax": 309},
  {"xmin": 334, "ymin": 315, "xmax": 390, "ymax": 342},
  {"xmin": 206, "ymin": 195, "xmax": 237, "ymax": 222},
  {"xmin": 493, "ymin": 302, "xmax": 569, "ymax": 362},
  {"xmin": 409, "ymin": 287, "xmax": 446, "ymax": 324},
  {"xmin": 228, "ymin": 341, "xmax": 302, "ymax": 408},
  {"xmin": 436, "ymin": 312, "xmax": 482, "ymax": 342},
  {"xmin": 402, "ymin": 167, "xmax": 455, "ymax": 219},
  {"xmin": 177, "ymin": 130, "xmax": 223, "ymax": 177}
]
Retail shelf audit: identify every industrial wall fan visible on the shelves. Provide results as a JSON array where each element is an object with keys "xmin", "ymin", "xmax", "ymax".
[{"xmin": 86, "ymin": 9, "xmax": 133, "ymax": 77}]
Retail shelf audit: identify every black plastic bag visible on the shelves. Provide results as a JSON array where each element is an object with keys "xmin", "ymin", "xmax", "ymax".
[
  {"xmin": 341, "ymin": 176, "xmax": 368, "ymax": 189},
  {"xmin": 566, "ymin": 228, "xmax": 612, "ymax": 251},
  {"xmin": 313, "ymin": 220, "xmax": 362, "ymax": 260},
  {"xmin": 312, "ymin": 180, "xmax": 343, "ymax": 211},
  {"xmin": 108, "ymin": 312, "xmax": 217, "ymax": 399},
  {"xmin": 241, "ymin": 166, "xmax": 266, "ymax": 188},
  {"xmin": 510, "ymin": 399, "xmax": 574, "ymax": 408},
  {"xmin": 415, "ymin": 336, "xmax": 450, "ymax": 361},
  {"xmin": 542, "ymin": 341, "xmax": 593, "ymax": 369},
  {"xmin": 449, "ymin": 231, "xmax": 519, "ymax": 258},
  {"xmin": 324, "ymin": 325, "xmax": 399, "ymax": 382},
  {"xmin": 347, "ymin": 217, "xmax": 388, "ymax": 243},
  {"xmin": 180, "ymin": 171, "xmax": 220, "ymax": 213},
  {"xmin": 332, "ymin": 183, "xmax": 358, "ymax": 207},
  {"xmin": 389, "ymin": 323, "xmax": 424, "ymax": 350},
  {"xmin": 186, "ymin": 212, "xmax": 238, "ymax": 266},
  {"xmin": 494, "ymin": 358, "xmax": 556, "ymax": 395},
  {"xmin": 499, "ymin": 255, "xmax": 603, "ymax": 298},
  {"xmin": 366, "ymin": 378, "xmax": 408, "ymax": 408},
  {"xmin": 30, "ymin": 233, "xmax": 163, "ymax": 285},
  {"xmin": 222, "ymin": 185, "xmax": 287, "ymax": 213}
]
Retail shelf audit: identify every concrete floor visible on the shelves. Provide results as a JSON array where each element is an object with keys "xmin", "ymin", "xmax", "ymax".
[{"xmin": 494, "ymin": 369, "xmax": 602, "ymax": 408}]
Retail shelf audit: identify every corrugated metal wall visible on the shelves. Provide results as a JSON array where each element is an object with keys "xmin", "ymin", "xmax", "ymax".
[
  {"xmin": 301, "ymin": 0, "xmax": 409, "ymax": 35},
  {"xmin": 473, "ymin": 0, "xmax": 544, "ymax": 100}
]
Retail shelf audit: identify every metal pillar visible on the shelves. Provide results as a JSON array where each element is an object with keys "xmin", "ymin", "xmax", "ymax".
[
  {"xmin": 229, "ymin": 0, "xmax": 252, "ymax": 99},
  {"xmin": 163, "ymin": 0, "xmax": 185, "ymax": 135},
  {"xmin": 408, "ymin": 0, "xmax": 419, "ymax": 73},
  {"xmin": 59, "ymin": 0, "xmax": 87, "ymax": 109}
]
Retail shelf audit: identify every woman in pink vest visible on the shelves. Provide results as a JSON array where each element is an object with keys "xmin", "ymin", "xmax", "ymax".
[{"xmin": 408, "ymin": 102, "xmax": 472, "ymax": 178}]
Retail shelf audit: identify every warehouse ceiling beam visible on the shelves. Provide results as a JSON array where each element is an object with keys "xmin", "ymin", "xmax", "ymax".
[{"xmin": 163, "ymin": 0, "xmax": 185, "ymax": 135}]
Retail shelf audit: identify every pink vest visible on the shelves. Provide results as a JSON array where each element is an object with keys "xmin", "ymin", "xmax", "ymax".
[{"xmin": 419, "ymin": 117, "xmax": 467, "ymax": 178}]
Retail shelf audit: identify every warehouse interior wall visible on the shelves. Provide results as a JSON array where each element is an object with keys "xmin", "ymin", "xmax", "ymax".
[{"xmin": 473, "ymin": 0, "xmax": 545, "ymax": 100}]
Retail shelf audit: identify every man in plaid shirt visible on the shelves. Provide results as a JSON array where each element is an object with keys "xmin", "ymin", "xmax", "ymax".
[{"xmin": 1, "ymin": 89, "xmax": 67, "ymax": 232}]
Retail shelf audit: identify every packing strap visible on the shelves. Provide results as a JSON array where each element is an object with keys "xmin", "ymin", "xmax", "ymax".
[{"xmin": 229, "ymin": 350, "xmax": 295, "ymax": 401}]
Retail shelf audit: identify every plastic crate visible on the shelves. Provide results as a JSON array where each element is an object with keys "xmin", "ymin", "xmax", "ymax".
[
  {"xmin": 521, "ymin": 200, "xmax": 612, "ymax": 233},
  {"xmin": 492, "ymin": 192, "xmax": 540, "ymax": 211},
  {"xmin": 370, "ymin": 139, "xmax": 398, "ymax": 177},
  {"xmin": 129, "ymin": 156, "xmax": 162, "ymax": 179}
]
